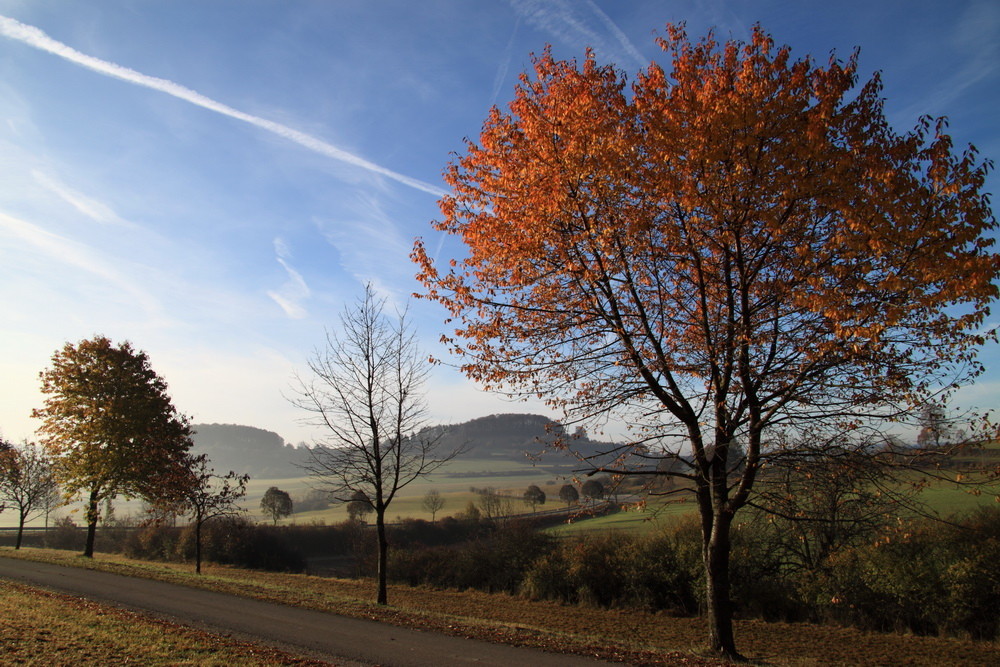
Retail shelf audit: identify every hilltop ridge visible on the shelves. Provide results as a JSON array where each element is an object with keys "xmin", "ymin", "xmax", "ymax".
[{"xmin": 191, "ymin": 413, "xmax": 619, "ymax": 479}]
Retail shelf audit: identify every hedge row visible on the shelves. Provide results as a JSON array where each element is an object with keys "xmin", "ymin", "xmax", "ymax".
[
  {"xmin": 388, "ymin": 508, "xmax": 1000, "ymax": 641},
  {"xmin": 23, "ymin": 506, "xmax": 1000, "ymax": 640}
]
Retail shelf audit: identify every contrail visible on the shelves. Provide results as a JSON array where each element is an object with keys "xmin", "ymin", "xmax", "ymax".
[
  {"xmin": 0, "ymin": 15, "xmax": 447, "ymax": 198},
  {"xmin": 584, "ymin": 0, "xmax": 647, "ymax": 71}
]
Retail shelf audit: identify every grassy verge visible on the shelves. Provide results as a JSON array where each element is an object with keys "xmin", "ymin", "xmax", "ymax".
[
  {"xmin": 0, "ymin": 580, "xmax": 327, "ymax": 666},
  {"xmin": 3, "ymin": 547, "xmax": 999, "ymax": 666}
]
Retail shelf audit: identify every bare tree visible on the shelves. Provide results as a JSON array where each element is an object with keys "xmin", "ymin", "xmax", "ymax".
[
  {"xmin": 422, "ymin": 489, "xmax": 445, "ymax": 522},
  {"xmin": 476, "ymin": 487, "xmax": 512, "ymax": 524},
  {"xmin": 0, "ymin": 440, "xmax": 59, "ymax": 549},
  {"xmin": 179, "ymin": 454, "xmax": 248, "ymax": 574},
  {"xmin": 292, "ymin": 284, "xmax": 459, "ymax": 605}
]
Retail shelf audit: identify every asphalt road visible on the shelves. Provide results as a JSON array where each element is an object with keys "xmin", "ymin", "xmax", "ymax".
[{"xmin": 0, "ymin": 556, "xmax": 615, "ymax": 666}]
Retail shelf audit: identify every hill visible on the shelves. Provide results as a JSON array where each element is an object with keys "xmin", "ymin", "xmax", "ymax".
[
  {"xmin": 190, "ymin": 424, "xmax": 310, "ymax": 478},
  {"xmin": 190, "ymin": 414, "xmax": 620, "ymax": 480},
  {"xmin": 424, "ymin": 413, "xmax": 617, "ymax": 467}
]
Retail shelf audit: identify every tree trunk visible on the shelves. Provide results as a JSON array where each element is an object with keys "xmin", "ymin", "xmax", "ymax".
[
  {"xmin": 83, "ymin": 492, "xmax": 99, "ymax": 558},
  {"xmin": 704, "ymin": 512, "xmax": 742, "ymax": 660},
  {"xmin": 375, "ymin": 509, "xmax": 388, "ymax": 605},
  {"xmin": 195, "ymin": 519, "xmax": 203, "ymax": 574},
  {"xmin": 15, "ymin": 512, "xmax": 25, "ymax": 549}
]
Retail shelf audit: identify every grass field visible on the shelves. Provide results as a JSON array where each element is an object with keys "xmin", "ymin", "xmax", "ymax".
[
  {"xmin": 3, "ymin": 547, "xmax": 999, "ymax": 666},
  {"xmin": 0, "ymin": 579, "xmax": 325, "ymax": 666},
  {"xmin": 4, "ymin": 446, "xmax": 995, "ymax": 531},
  {"xmin": 0, "ymin": 454, "xmax": 570, "ymax": 529}
]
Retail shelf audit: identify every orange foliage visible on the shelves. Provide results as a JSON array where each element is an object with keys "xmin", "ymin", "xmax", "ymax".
[
  {"xmin": 414, "ymin": 24, "xmax": 997, "ymax": 656},
  {"xmin": 414, "ymin": 24, "xmax": 997, "ymax": 441}
]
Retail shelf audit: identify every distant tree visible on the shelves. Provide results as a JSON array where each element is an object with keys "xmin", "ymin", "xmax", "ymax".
[
  {"xmin": 422, "ymin": 489, "xmax": 445, "ymax": 522},
  {"xmin": 581, "ymin": 479, "xmax": 604, "ymax": 502},
  {"xmin": 0, "ymin": 438, "xmax": 11, "ymax": 515},
  {"xmin": 461, "ymin": 500, "xmax": 482, "ymax": 523},
  {"xmin": 41, "ymin": 477, "xmax": 62, "ymax": 529},
  {"xmin": 0, "ymin": 440, "xmax": 59, "ymax": 549},
  {"xmin": 347, "ymin": 489, "xmax": 372, "ymax": 523},
  {"xmin": 260, "ymin": 486, "xmax": 293, "ymax": 524},
  {"xmin": 477, "ymin": 486, "xmax": 513, "ymax": 522},
  {"xmin": 523, "ymin": 484, "xmax": 546, "ymax": 513},
  {"xmin": 179, "ymin": 454, "xmax": 248, "ymax": 574},
  {"xmin": 295, "ymin": 488, "xmax": 332, "ymax": 513},
  {"xmin": 558, "ymin": 484, "xmax": 579, "ymax": 507},
  {"xmin": 916, "ymin": 402, "xmax": 964, "ymax": 448},
  {"xmin": 33, "ymin": 336, "xmax": 193, "ymax": 557},
  {"xmin": 292, "ymin": 284, "xmax": 461, "ymax": 605}
]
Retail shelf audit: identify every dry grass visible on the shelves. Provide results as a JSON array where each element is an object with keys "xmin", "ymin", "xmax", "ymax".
[
  {"xmin": 0, "ymin": 580, "xmax": 329, "ymax": 666},
  {"xmin": 3, "ymin": 547, "xmax": 999, "ymax": 666}
]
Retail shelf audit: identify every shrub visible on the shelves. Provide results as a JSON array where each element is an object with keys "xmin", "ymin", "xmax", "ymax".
[
  {"xmin": 43, "ymin": 516, "xmax": 85, "ymax": 551},
  {"xmin": 122, "ymin": 523, "xmax": 182, "ymax": 561},
  {"xmin": 388, "ymin": 521, "xmax": 552, "ymax": 593},
  {"xmin": 187, "ymin": 517, "xmax": 306, "ymax": 572},
  {"xmin": 521, "ymin": 530, "xmax": 697, "ymax": 613}
]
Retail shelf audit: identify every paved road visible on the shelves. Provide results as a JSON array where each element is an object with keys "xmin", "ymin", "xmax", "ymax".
[{"xmin": 0, "ymin": 556, "xmax": 615, "ymax": 666}]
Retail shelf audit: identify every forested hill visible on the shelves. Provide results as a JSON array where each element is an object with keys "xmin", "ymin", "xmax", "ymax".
[
  {"xmin": 421, "ymin": 413, "xmax": 616, "ymax": 463},
  {"xmin": 190, "ymin": 424, "xmax": 310, "ymax": 479},
  {"xmin": 190, "ymin": 414, "xmax": 619, "ymax": 479}
]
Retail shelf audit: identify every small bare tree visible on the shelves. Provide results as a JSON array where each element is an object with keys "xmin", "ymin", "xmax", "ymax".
[
  {"xmin": 422, "ymin": 489, "xmax": 445, "ymax": 522},
  {"xmin": 292, "ymin": 284, "xmax": 459, "ymax": 605},
  {"xmin": 179, "ymin": 454, "xmax": 248, "ymax": 574},
  {"xmin": 0, "ymin": 440, "xmax": 59, "ymax": 549},
  {"xmin": 477, "ymin": 487, "xmax": 513, "ymax": 524}
]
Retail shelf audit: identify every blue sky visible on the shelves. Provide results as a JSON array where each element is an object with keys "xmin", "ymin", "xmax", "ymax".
[{"xmin": 0, "ymin": 1, "xmax": 997, "ymax": 446}]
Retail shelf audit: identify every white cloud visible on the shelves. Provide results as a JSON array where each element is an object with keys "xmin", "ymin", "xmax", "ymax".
[
  {"xmin": 316, "ymin": 193, "xmax": 414, "ymax": 302},
  {"xmin": 509, "ymin": 0, "xmax": 647, "ymax": 70},
  {"xmin": 266, "ymin": 237, "xmax": 311, "ymax": 319},
  {"xmin": 584, "ymin": 0, "xmax": 647, "ymax": 68},
  {"xmin": 491, "ymin": 18, "xmax": 521, "ymax": 107},
  {"xmin": 31, "ymin": 169, "xmax": 131, "ymax": 227},
  {"xmin": 154, "ymin": 342, "xmax": 308, "ymax": 443},
  {"xmin": 0, "ymin": 209, "xmax": 160, "ymax": 316},
  {"xmin": 0, "ymin": 14, "xmax": 448, "ymax": 198}
]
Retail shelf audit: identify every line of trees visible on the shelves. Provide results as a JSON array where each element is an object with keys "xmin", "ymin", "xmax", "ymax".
[{"xmin": 19, "ymin": 335, "xmax": 249, "ymax": 572}]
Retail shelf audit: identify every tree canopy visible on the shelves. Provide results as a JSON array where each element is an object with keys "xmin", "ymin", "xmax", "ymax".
[
  {"xmin": 558, "ymin": 484, "xmax": 579, "ymax": 507},
  {"xmin": 33, "ymin": 335, "xmax": 193, "ymax": 557},
  {"xmin": 414, "ymin": 24, "xmax": 999, "ymax": 658},
  {"xmin": 260, "ymin": 486, "xmax": 293, "ymax": 524},
  {"xmin": 523, "ymin": 484, "xmax": 546, "ymax": 512}
]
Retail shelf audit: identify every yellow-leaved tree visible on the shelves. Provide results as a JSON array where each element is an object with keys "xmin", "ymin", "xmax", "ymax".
[
  {"xmin": 414, "ymin": 25, "xmax": 999, "ymax": 658},
  {"xmin": 33, "ymin": 335, "xmax": 194, "ymax": 557}
]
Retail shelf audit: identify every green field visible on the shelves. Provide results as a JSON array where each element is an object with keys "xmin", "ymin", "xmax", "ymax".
[{"xmin": 5, "ymin": 445, "xmax": 996, "ymax": 532}]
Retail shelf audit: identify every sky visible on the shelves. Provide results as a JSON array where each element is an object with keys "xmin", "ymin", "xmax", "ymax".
[{"xmin": 0, "ymin": 1, "xmax": 997, "ymax": 447}]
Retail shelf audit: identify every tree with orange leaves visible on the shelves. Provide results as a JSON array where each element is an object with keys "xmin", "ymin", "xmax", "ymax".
[{"xmin": 414, "ymin": 24, "xmax": 999, "ymax": 658}]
